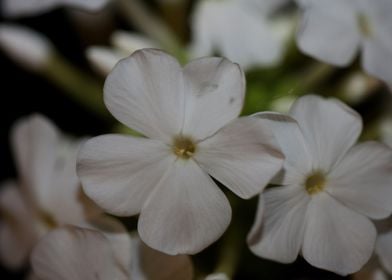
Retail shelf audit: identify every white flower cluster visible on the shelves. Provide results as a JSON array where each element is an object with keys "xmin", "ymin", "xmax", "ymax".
[{"xmin": 1, "ymin": 0, "xmax": 392, "ymax": 279}]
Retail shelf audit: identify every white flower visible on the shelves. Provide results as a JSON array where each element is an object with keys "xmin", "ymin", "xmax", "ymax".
[
  {"xmin": 31, "ymin": 226, "xmax": 193, "ymax": 280},
  {"xmin": 77, "ymin": 48, "xmax": 284, "ymax": 255},
  {"xmin": 248, "ymin": 95, "xmax": 392, "ymax": 275},
  {"xmin": 0, "ymin": 24, "xmax": 53, "ymax": 71},
  {"xmin": 0, "ymin": 114, "xmax": 101, "ymax": 268},
  {"xmin": 2, "ymin": 0, "xmax": 109, "ymax": 17},
  {"xmin": 190, "ymin": 0, "xmax": 292, "ymax": 70},
  {"xmin": 296, "ymin": 0, "xmax": 392, "ymax": 84},
  {"xmin": 86, "ymin": 31, "xmax": 157, "ymax": 76}
]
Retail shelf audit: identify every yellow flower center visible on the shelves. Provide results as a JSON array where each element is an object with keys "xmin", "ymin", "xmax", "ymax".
[
  {"xmin": 305, "ymin": 171, "xmax": 326, "ymax": 195},
  {"xmin": 358, "ymin": 14, "xmax": 372, "ymax": 37},
  {"xmin": 173, "ymin": 136, "xmax": 196, "ymax": 159}
]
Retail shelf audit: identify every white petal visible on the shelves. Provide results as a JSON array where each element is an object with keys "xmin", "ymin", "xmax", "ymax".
[
  {"xmin": 0, "ymin": 24, "xmax": 52, "ymax": 71},
  {"xmin": 0, "ymin": 181, "xmax": 38, "ymax": 269},
  {"xmin": 289, "ymin": 95, "xmax": 362, "ymax": 172},
  {"xmin": 362, "ymin": 39, "xmax": 392, "ymax": 84},
  {"xmin": 252, "ymin": 112, "xmax": 312, "ymax": 185},
  {"xmin": 111, "ymin": 31, "xmax": 157, "ymax": 54},
  {"xmin": 131, "ymin": 236, "xmax": 193, "ymax": 280},
  {"xmin": 195, "ymin": 117, "xmax": 283, "ymax": 199},
  {"xmin": 84, "ymin": 215, "xmax": 132, "ymax": 273},
  {"xmin": 11, "ymin": 114, "xmax": 58, "ymax": 211},
  {"xmin": 377, "ymin": 230, "xmax": 392, "ymax": 275},
  {"xmin": 31, "ymin": 226, "xmax": 128, "ymax": 280},
  {"xmin": 86, "ymin": 46, "xmax": 127, "ymax": 76},
  {"xmin": 182, "ymin": 57, "xmax": 245, "ymax": 140},
  {"xmin": 138, "ymin": 159, "xmax": 231, "ymax": 255},
  {"xmin": 247, "ymin": 185, "xmax": 309, "ymax": 263},
  {"xmin": 328, "ymin": 142, "xmax": 392, "ymax": 219},
  {"xmin": 205, "ymin": 272, "xmax": 230, "ymax": 280},
  {"xmin": 296, "ymin": 0, "xmax": 360, "ymax": 66},
  {"xmin": 303, "ymin": 193, "xmax": 376, "ymax": 275},
  {"xmin": 104, "ymin": 49, "xmax": 185, "ymax": 143},
  {"xmin": 2, "ymin": 0, "xmax": 108, "ymax": 17},
  {"xmin": 77, "ymin": 134, "xmax": 172, "ymax": 216},
  {"xmin": 359, "ymin": 0, "xmax": 392, "ymax": 84},
  {"xmin": 190, "ymin": 0, "xmax": 287, "ymax": 69},
  {"xmin": 353, "ymin": 257, "xmax": 388, "ymax": 280}
]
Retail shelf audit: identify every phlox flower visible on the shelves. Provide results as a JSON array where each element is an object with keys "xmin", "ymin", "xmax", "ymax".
[
  {"xmin": 296, "ymin": 0, "xmax": 392, "ymax": 84},
  {"xmin": 2, "ymin": 0, "xmax": 108, "ymax": 17},
  {"xmin": 190, "ymin": 0, "xmax": 292, "ymax": 70},
  {"xmin": 0, "ymin": 114, "xmax": 125, "ymax": 269},
  {"xmin": 77, "ymin": 48, "xmax": 284, "ymax": 255},
  {"xmin": 248, "ymin": 95, "xmax": 392, "ymax": 275},
  {"xmin": 31, "ymin": 226, "xmax": 193, "ymax": 280}
]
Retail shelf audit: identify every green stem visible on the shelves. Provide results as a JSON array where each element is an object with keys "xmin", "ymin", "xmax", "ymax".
[
  {"xmin": 295, "ymin": 62, "xmax": 335, "ymax": 94},
  {"xmin": 43, "ymin": 53, "xmax": 111, "ymax": 119},
  {"xmin": 116, "ymin": 0, "xmax": 188, "ymax": 63}
]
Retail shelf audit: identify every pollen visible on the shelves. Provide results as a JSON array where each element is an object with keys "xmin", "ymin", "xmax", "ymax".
[
  {"xmin": 358, "ymin": 14, "xmax": 372, "ymax": 37},
  {"xmin": 305, "ymin": 171, "xmax": 326, "ymax": 195},
  {"xmin": 173, "ymin": 136, "xmax": 196, "ymax": 159}
]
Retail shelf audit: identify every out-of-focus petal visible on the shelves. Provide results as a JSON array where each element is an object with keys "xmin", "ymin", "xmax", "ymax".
[
  {"xmin": 296, "ymin": 0, "xmax": 360, "ymax": 66},
  {"xmin": 0, "ymin": 181, "xmax": 38, "ymax": 269},
  {"xmin": 195, "ymin": 117, "xmax": 283, "ymax": 199},
  {"xmin": 138, "ymin": 160, "xmax": 231, "ymax": 255},
  {"xmin": 2, "ymin": 0, "xmax": 108, "ymax": 17},
  {"xmin": 376, "ymin": 230, "xmax": 392, "ymax": 275},
  {"xmin": 131, "ymin": 236, "xmax": 193, "ymax": 280},
  {"xmin": 77, "ymin": 134, "xmax": 172, "ymax": 216},
  {"xmin": 31, "ymin": 226, "xmax": 128, "ymax": 280},
  {"xmin": 86, "ymin": 46, "xmax": 126, "ymax": 76}
]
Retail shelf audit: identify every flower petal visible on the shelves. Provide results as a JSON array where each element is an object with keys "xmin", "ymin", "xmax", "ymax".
[
  {"xmin": 0, "ymin": 181, "xmax": 38, "ymax": 269},
  {"xmin": 247, "ymin": 185, "xmax": 309, "ymax": 263},
  {"xmin": 77, "ymin": 134, "xmax": 172, "ymax": 216},
  {"xmin": 11, "ymin": 114, "xmax": 58, "ymax": 208},
  {"xmin": 195, "ymin": 117, "xmax": 283, "ymax": 199},
  {"xmin": 253, "ymin": 112, "xmax": 312, "ymax": 185},
  {"xmin": 376, "ymin": 230, "xmax": 392, "ymax": 275},
  {"xmin": 328, "ymin": 142, "xmax": 392, "ymax": 219},
  {"xmin": 131, "ymin": 236, "xmax": 193, "ymax": 280},
  {"xmin": 296, "ymin": 0, "xmax": 360, "ymax": 66},
  {"xmin": 138, "ymin": 159, "xmax": 231, "ymax": 255},
  {"xmin": 362, "ymin": 39, "xmax": 392, "ymax": 84},
  {"xmin": 191, "ymin": 0, "xmax": 287, "ymax": 69},
  {"xmin": 85, "ymin": 215, "xmax": 132, "ymax": 273},
  {"xmin": 290, "ymin": 95, "xmax": 362, "ymax": 172},
  {"xmin": 2, "ymin": 0, "xmax": 108, "ymax": 17},
  {"xmin": 31, "ymin": 226, "xmax": 128, "ymax": 280},
  {"xmin": 181, "ymin": 57, "xmax": 245, "ymax": 140},
  {"xmin": 303, "ymin": 193, "xmax": 376, "ymax": 275},
  {"xmin": 104, "ymin": 49, "xmax": 185, "ymax": 143}
]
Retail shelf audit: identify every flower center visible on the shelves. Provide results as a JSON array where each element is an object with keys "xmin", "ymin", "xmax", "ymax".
[
  {"xmin": 357, "ymin": 14, "xmax": 372, "ymax": 37},
  {"xmin": 305, "ymin": 171, "xmax": 326, "ymax": 195},
  {"xmin": 173, "ymin": 136, "xmax": 196, "ymax": 159}
]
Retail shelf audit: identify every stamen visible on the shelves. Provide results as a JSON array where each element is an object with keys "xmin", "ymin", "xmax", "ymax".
[
  {"xmin": 358, "ymin": 14, "xmax": 372, "ymax": 37},
  {"xmin": 173, "ymin": 136, "xmax": 196, "ymax": 159},
  {"xmin": 305, "ymin": 171, "xmax": 326, "ymax": 195}
]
